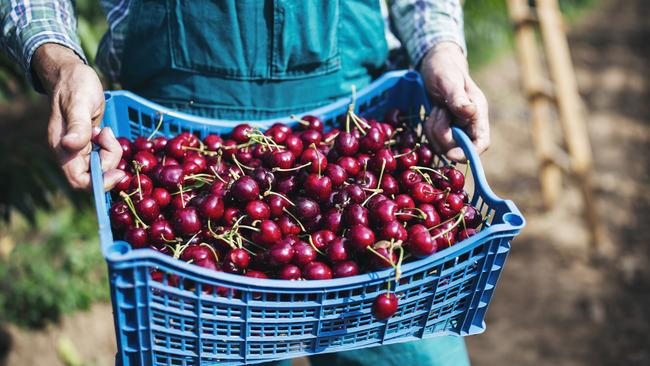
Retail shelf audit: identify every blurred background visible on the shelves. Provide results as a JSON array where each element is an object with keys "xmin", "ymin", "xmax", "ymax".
[{"xmin": 0, "ymin": 0, "xmax": 648, "ymax": 365}]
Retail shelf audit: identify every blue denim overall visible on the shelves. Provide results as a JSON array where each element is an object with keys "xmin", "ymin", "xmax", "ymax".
[{"xmin": 119, "ymin": 1, "xmax": 470, "ymax": 364}]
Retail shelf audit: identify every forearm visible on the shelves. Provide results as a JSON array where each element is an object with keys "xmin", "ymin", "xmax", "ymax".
[
  {"xmin": 389, "ymin": 0, "xmax": 466, "ymax": 67},
  {"xmin": 0, "ymin": 0, "xmax": 87, "ymax": 92}
]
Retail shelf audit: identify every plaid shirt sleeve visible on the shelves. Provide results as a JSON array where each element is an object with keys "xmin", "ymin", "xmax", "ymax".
[
  {"xmin": 389, "ymin": 0, "xmax": 466, "ymax": 67},
  {"xmin": 0, "ymin": 0, "xmax": 87, "ymax": 91}
]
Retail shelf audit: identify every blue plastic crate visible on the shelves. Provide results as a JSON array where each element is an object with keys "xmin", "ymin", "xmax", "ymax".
[{"xmin": 91, "ymin": 70, "xmax": 524, "ymax": 365}]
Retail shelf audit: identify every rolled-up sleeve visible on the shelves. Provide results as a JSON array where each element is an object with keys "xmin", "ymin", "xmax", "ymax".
[
  {"xmin": 1, "ymin": 0, "xmax": 87, "ymax": 91},
  {"xmin": 389, "ymin": 0, "xmax": 466, "ymax": 67}
]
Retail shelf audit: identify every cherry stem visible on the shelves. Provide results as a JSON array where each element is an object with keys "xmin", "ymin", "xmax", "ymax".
[
  {"xmin": 376, "ymin": 160, "xmax": 386, "ymax": 191},
  {"xmin": 308, "ymin": 235, "xmax": 326, "ymax": 256},
  {"xmin": 430, "ymin": 208, "xmax": 467, "ymax": 240},
  {"xmin": 410, "ymin": 166, "xmax": 447, "ymax": 180},
  {"xmin": 119, "ymin": 192, "xmax": 148, "ymax": 229},
  {"xmin": 361, "ymin": 188, "xmax": 384, "ymax": 207},
  {"xmin": 272, "ymin": 162, "xmax": 311, "ymax": 172},
  {"xmin": 232, "ymin": 154, "xmax": 254, "ymax": 172},
  {"xmin": 132, "ymin": 161, "xmax": 143, "ymax": 201},
  {"xmin": 367, "ymin": 245, "xmax": 397, "ymax": 269},
  {"xmin": 264, "ymin": 191, "xmax": 295, "ymax": 206},
  {"xmin": 282, "ymin": 208, "xmax": 306, "ymax": 232},
  {"xmin": 183, "ymin": 146, "xmax": 219, "ymax": 156},
  {"xmin": 290, "ymin": 115, "xmax": 310, "ymax": 127},
  {"xmin": 199, "ymin": 243, "xmax": 219, "ymax": 262},
  {"xmin": 178, "ymin": 184, "xmax": 186, "ymax": 208},
  {"xmin": 147, "ymin": 113, "xmax": 164, "ymax": 141}
]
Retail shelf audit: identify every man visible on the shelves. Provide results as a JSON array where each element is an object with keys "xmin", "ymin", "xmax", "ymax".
[{"xmin": 1, "ymin": 1, "xmax": 488, "ymax": 365}]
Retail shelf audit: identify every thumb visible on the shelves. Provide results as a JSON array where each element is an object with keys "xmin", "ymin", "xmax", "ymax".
[
  {"xmin": 61, "ymin": 103, "xmax": 93, "ymax": 152},
  {"xmin": 439, "ymin": 76, "xmax": 478, "ymax": 124}
]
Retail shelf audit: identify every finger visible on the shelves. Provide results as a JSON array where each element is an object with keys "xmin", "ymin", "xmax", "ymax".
[
  {"xmin": 96, "ymin": 127, "xmax": 123, "ymax": 172},
  {"xmin": 61, "ymin": 154, "xmax": 91, "ymax": 189},
  {"xmin": 102, "ymin": 169, "xmax": 126, "ymax": 191},
  {"xmin": 60, "ymin": 100, "xmax": 93, "ymax": 152},
  {"xmin": 436, "ymin": 73, "xmax": 478, "ymax": 125},
  {"xmin": 466, "ymin": 85, "xmax": 491, "ymax": 155}
]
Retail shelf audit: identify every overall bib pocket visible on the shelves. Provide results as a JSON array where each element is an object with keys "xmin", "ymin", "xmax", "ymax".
[{"xmin": 167, "ymin": 0, "xmax": 341, "ymax": 80}]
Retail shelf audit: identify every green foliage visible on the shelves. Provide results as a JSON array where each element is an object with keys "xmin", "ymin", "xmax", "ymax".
[{"xmin": 0, "ymin": 207, "xmax": 109, "ymax": 328}]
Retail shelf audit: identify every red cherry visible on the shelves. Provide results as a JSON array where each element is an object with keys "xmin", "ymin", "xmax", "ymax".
[
  {"xmin": 397, "ymin": 148, "xmax": 418, "ymax": 171},
  {"xmin": 278, "ymin": 264, "xmax": 302, "ymax": 280},
  {"xmin": 325, "ymin": 164, "xmax": 348, "ymax": 187},
  {"xmin": 270, "ymin": 150, "xmax": 296, "ymax": 170},
  {"xmin": 245, "ymin": 200, "xmax": 271, "ymax": 220},
  {"xmin": 326, "ymin": 237, "xmax": 350, "ymax": 262},
  {"xmin": 293, "ymin": 241, "xmax": 317, "ymax": 266},
  {"xmin": 135, "ymin": 196, "xmax": 160, "ymax": 223},
  {"xmin": 253, "ymin": 220, "xmax": 282, "ymax": 247},
  {"xmin": 173, "ymin": 207, "xmax": 201, "ymax": 235},
  {"xmin": 125, "ymin": 226, "xmax": 148, "ymax": 249},
  {"xmin": 346, "ymin": 225, "xmax": 375, "ymax": 251},
  {"xmin": 228, "ymin": 248, "xmax": 251, "ymax": 270},
  {"xmin": 203, "ymin": 134, "xmax": 223, "ymax": 150},
  {"xmin": 380, "ymin": 174, "xmax": 399, "ymax": 195},
  {"xmin": 151, "ymin": 187, "xmax": 171, "ymax": 208},
  {"xmin": 110, "ymin": 202, "xmax": 133, "ymax": 230},
  {"xmin": 322, "ymin": 209, "xmax": 343, "ymax": 234},
  {"xmin": 303, "ymin": 261, "xmax": 333, "ymax": 280},
  {"xmin": 408, "ymin": 231, "xmax": 436, "ymax": 258},
  {"xmin": 372, "ymin": 293, "xmax": 398, "ymax": 320},
  {"xmin": 359, "ymin": 127, "xmax": 386, "ymax": 153},
  {"xmin": 300, "ymin": 129, "xmax": 322, "ymax": 146},
  {"xmin": 117, "ymin": 137, "xmax": 133, "ymax": 160},
  {"xmin": 462, "ymin": 204, "xmax": 482, "ymax": 228},
  {"xmin": 277, "ymin": 214, "xmax": 302, "ymax": 236},
  {"xmin": 431, "ymin": 227, "xmax": 456, "ymax": 249},
  {"xmin": 410, "ymin": 182, "xmax": 436, "ymax": 204},
  {"xmin": 284, "ymin": 135, "xmax": 304, "ymax": 156},
  {"xmin": 458, "ymin": 228, "xmax": 477, "ymax": 241},
  {"xmin": 133, "ymin": 151, "xmax": 157, "ymax": 174},
  {"xmin": 231, "ymin": 176, "xmax": 260, "ymax": 202},
  {"xmin": 418, "ymin": 145, "xmax": 433, "ymax": 166},
  {"xmin": 344, "ymin": 204, "xmax": 369, "ymax": 227},
  {"xmin": 133, "ymin": 136, "xmax": 154, "ymax": 153},
  {"xmin": 304, "ymin": 174, "xmax": 332, "ymax": 202},
  {"xmin": 334, "ymin": 132, "xmax": 359, "ymax": 156},
  {"xmin": 129, "ymin": 174, "xmax": 154, "ymax": 196},
  {"xmin": 418, "ymin": 203, "xmax": 441, "ymax": 228},
  {"xmin": 148, "ymin": 219, "xmax": 174, "ymax": 246},
  {"xmin": 379, "ymin": 220, "xmax": 408, "ymax": 242},
  {"xmin": 337, "ymin": 156, "xmax": 360, "ymax": 176},
  {"xmin": 399, "ymin": 170, "xmax": 422, "ymax": 188},
  {"xmin": 300, "ymin": 147, "xmax": 327, "ymax": 174},
  {"xmin": 438, "ymin": 166, "xmax": 465, "ymax": 192},
  {"xmin": 158, "ymin": 165, "xmax": 184, "ymax": 190},
  {"xmin": 200, "ymin": 195, "xmax": 225, "ymax": 220},
  {"xmin": 369, "ymin": 246, "xmax": 397, "ymax": 269},
  {"xmin": 231, "ymin": 123, "xmax": 252, "ymax": 143},
  {"xmin": 294, "ymin": 197, "xmax": 320, "ymax": 220},
  {"xmin": 300, "ymin": 115, "xmax": 324, "ymax": 132},
  {"xmin": 268, "ymin": 242, "xmax": 295, "ymax": 267},
  {"xmin": 370, "ymin": 199, "xmax": 398, "ymax": 224},
  {"xmin": 310, "ymin": 230, "xmax": 336, "ymax": 250},
  {"xmin": 333, "ymin": 261, "xmax": 359, "ymax": 278},
  {"xmin": 435, "ymin": 193, "xmax": 464, "ymax": 219}
]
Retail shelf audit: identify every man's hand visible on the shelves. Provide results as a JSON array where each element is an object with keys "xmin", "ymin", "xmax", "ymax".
[
  {"xmin": 32, "ymin": 44, "xmax": 124, "ymax": 190},
  {"xmin": 420, "ymin": 42, "xmax": 490, "ymax": 162}
]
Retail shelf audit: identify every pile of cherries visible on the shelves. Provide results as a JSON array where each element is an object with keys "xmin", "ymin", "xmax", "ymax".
[{"xmin": 109, "ymin": 108, "xmax": 483, "ymax": 320}]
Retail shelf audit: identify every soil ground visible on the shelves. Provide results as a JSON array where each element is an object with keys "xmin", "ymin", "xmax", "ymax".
[{"xmin": 1, "ymin": 0, "xmax": 648, "ymax": 364}]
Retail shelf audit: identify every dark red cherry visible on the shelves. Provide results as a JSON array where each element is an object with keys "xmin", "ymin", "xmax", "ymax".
[
  {"xmin": 326, "ymin": 237, "xmax": 350, "ymax": 262},
  {"xmin": 125, "ymin": 226, "xmax": 148, "ymax": 249},
  {"xmin": 152, "ymin": 187, "xmax": 171, "ymax": 208},
  {"xmin": 133, "ymin": 151, "xmax": 157, "ymax": 174},
  {"xmin": 110, "ymin": 202, "xmax": 133, "ymax": 230},
  {"xmin": 135, "ymin": 196, "xmax": 160, "ymax": 223},
  {"xmin": 200, "ymin": 195, "xmax": 225, "ymax": 220},
  {"xmin": 159, "ymin": 165, "xmax": 184, "ymax": 190},
  {"xmin": 268, "ymin": 242, "xmax": 295, "ymax": 267},
  {"xmin": 408, "ymin": 231, "xmax": 436, "ymax": 258},
  {"xmin": 279, "ymin": 264, "xmax": 302, "ymax": 280},
  {"xmin": 344, "ymin": 204, "xmax": 369, "ymax": 227},
  {"xmin": 117, "ymin": 137, "xmax": 133, "ymax": 160},
  {"xmin": 359, "ymin": 127, "xmax": 386, "ymax": 153},
  {"xmin": 300, "ymin": 115, "xmax": 325, "ymax": 132},
  {"xmin": 373, "ymin": 293, "xmax": 398, "ymax": 320},
  {"xmin": 337, "ymin": 156, "xmax": 360, "ymax": 176},
  {"xmin": 133, "ymin": 136, "xmax": 154, "ymax": 153},
  {"xmin": 303, "ymin": 262, "xmax": 333, "ymax": 280},
  {"xmin": 231, "ymin": 123, "xmax": 252, "ymax": 143},
  {"xmin": 293, "ymin": 241, "xmax": 317, "ymax": 266},
  {"xmin": 304, "ymin": 174, "xmax": 332, "ymax": 202},
  {"xmin": 325, "ymin": 164, "xmax": 348, "ymax": 187},
  {"xmin": 148, "ymin": 220, "xmax": 174, "ymax": 246},
  {"xmin": 334, "ymin": 132, "xmax": 359, "ymax": 156},
  {"xmin": 379, "ymin": 220, "xmax": 408, "ymax": 242},
  {"xmin": 333, "ymin": 261, "xmax": 359, "ymax": 278},
  {"xmin": 346, "ymin": 225, "xmax": 375, "ymax": 251},
  {"xmin": 300, "ymin": 147, "xmax": 328, "ymax": 174},
  {"xmin": 284, "ymin": 135, "xmax": 304, "ymax": 156},
  {"xmin": 231, "ymin": 176, "xmax": 260, "ymax": 202},
  {"xmin": 294, "ymin": 197, "xmax": 320, "ymax": 220},
  {"xmin": 173, "ymin": 207, "xmax": 201, "ymax": 235}
]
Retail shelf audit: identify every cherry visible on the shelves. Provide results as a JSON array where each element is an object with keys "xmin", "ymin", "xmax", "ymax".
[
  {"xmin": 152, "ymin": 187, "xmax": 171, "ymax": 208},
  {"xmin": 133, "ymin": 151, "xmax": 158, "ymax": 174},
  {"xmin": 173, "ymin": 207, "xmax": 201, "ymax": 235},
  {"xmin": 359, "ymin": 127, "xmax": 386, "ymax": 153},
  {"xmin": 410, "ymin": 182, "xmax": 436, "ymax": 204},
  {"xmin": 418, "ymin": 203, "xmax": 441, "ymax": 228},
  {"xmin": 185, "ymin": 153, "xmax": 207, "ymax": 172},
  {"xmin": 345, "ymin": 184, "xmax": 367, "ymax": 204},
  {"xmin": 252, "ymin": 220, "xmax": 282, "ymax": 247},
  {"xmin": 294, "ymin": 197, "xmax": 320, "ymax": 220},
  {"xmin": 326, "ymin": 237, "xmax": 350, "ymax": 262},
  {"xmin": 395, "ymin": 194, "xmax": 415, "ymax": 212},
  {"xmin": 203, "ymin": 134, "xmax": 223, "ymax": 150},
  {"xmin": 277, "ymin": 214, "xmax": 302, "ymax": 236},
  {"xmin": 265, "ymin": 126, "xmax": 288, "ymax": 144},
  {"xmin": 181, "ymin": 244, "xmax": 213, "ymax": 264},
  {"xmin": 344, "ymin": 204, "xmax": 369, "ymax": 227},
  {"xmin": 158, "ymin": 165, "xmax": 184, "ymax": 190},
  {"xmin": 325, "ymin": 164, "xmax": 347, "ymax": 187},
  {"xmin": 276, "ymin": 175, "xmax": 297, "ymax": 194},
  {"xmin": 300, "ymin": 115, "xmax": 324, "ymax": 132},
  {"xmin": 369, "ymin": 246, "xmax": 397, "ymax": 269},
  {"xmin": 200, "ymin": 195, "xmax": 225, "ymax": 220},
  {"xmin": 407, "ymin": 224, "xmax": 428, "ymax": 237},
  {"xmin": 408, "ymin": 231, "xmax": 436, "ymax": 258},
  {"xmin": 166, "ymin": 136, "xmax": 188, "ymax": 159},
  {"xmin": 397, "ymin": 148, "xmax": 418, "ymax": 171},
  {"xmin": 300, "ymin": 147, "xmax": 327, "ymax": 174},
  {"xmin": 129, "ymin": 174, "xmax": 154, "ymax": 196},
  {"xmin": 300, "ymin": 129, "xmax": 322, "ymax": 146},
  {"xmin": 458, "ymin": 228, "xmax": 477, "ymax": 241},
  {"xmin": 322, "ymin": 209, "xmax": 343, "ymax": 234},
  {"xmin": 372, "ymin": 293, "xmax": 398, "ymax": 320},
  {"xmin": 268, "ymin": 242, "xmax": 294, "ymax": 266},
  {"xmin": 245, "ymin": 200, "xmax": 270, "ymax": 220},
  {"xmin": 396, "ymin": 129, "xmax": 417, "ymax": 149},
  {"xmin": 303, "ymin": 262, "xmax": 333, "ymax": 280},
  {"xmin": 334, "ymin": 132, "xmax": 359, "ymax": 156},
  {"xmin": 435, "ymin": 193, "xmax": 464, "ymax": 219},
  {"xmin": 284, "ymin": 135, "xmax": 304, "ymax": 156},
  {"xmin": 125, "ymin": 226, "xmax": 148, "ymax": 249},
  {"xmin": 438, "ymin": 166, "xmax": 465, "ymax": 192},
  {"xmin": 346, "ymin": 225, "xmax": 375, "ymax": 251},
  {"xmin": 133, "ymin": 136, "xmax": 154, "ymax": 153},
  {"xmin": 170, "ymin": 192, "xmax": 195, "ymax": 211},
  {"xmin": 231, "ymin": 123, "xmax": 252, "ymax": 143},
  {"xmin": 114, "ymin": 171, "xmax": 132, "ymax": 193},
  {"xmin": 380, "ymin": 174, "xmax": 399, "ymax": 195},
  {"xmin": 337, "ymin": 156, "xmax": 360, "ymax": 176},
  {"xmin": 270, "ymin": 150, "xmax": 296, "ymax": 170},
  {"xmin": 431, "ymin": 227, "xmax": 456, "ymax": 249},
  {"xmin": 110, "ymin": 202, "xmax": 133, "ymax": 230},
  {"xmin": 333, "ymin": 261, "xmax": 359, "ymax": 278},
  {"xmin": 311, "ymin": 230, "xmax": 336, "ymax": 250},
  {"xmin": 462, "ymin": 204, "xmax": 482, "ymax": 228},
  {"xmin": 292, "ymin": 241, "xmax": 317, "ymax": 266},
  {"xmin": 370, "ymin": 199, "xmax": 397, "ymax": 224},
  {"xmin": 148, "ymin": 219, "xmax": 174, "ymax": 246},
  {"xmin": 231, "ymin": 176, "xmax": 260, "ymax": 202},
  {"xmin": 304, "ymin": 174, "xmax": 332, "ymax": 202},
  {"xmin": 399, "ymin": 170, "xmax": 422, "ymax": 189},
  {"xmin": 252, "ymin": 168, "xmax": 275, "ymax": 192},
  {"xmin": 279, "ymin": 264, "xmax": 302, "ymax": 280},
  {"xmin": 369, "ymin": 149, "xmax": 397, "ymax": 173},
  {"xmin": 117, "ymin": 137, "xmax": 133, "ymax": 160},
  {"xmin": 418, "ymin": 145, "xmax": 433, "ymax": 166},
  {"xmin": 366, "ymin": 194, "xmax": 389, "ymax": 211},
  {"xmin": 135, "ymin": 196, "xmax": 160, "ymax": 223},
  {"xmin": 379, "ymin": 220, "xmax": 408, "ymax": 242},
  {"xmin": 228, "ymin": 248, "xmax": 251, "ymax": 270}
]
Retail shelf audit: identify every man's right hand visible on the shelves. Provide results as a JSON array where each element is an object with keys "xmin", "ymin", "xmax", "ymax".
[{"xmin": 32, "ymin": 43, "xmax": 124, "ymax": 190}]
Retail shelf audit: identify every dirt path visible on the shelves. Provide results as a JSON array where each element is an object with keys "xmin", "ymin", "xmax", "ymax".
[
  {"xmin": 2, "ymin": 0, "xmax": 648, "ymax": 365},
  {"xmin": 466, "ymin": 0, "xmax": 650, "ymax": 365}
]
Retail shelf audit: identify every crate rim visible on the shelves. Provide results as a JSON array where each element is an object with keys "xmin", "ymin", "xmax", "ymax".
[{"xmin": 91, "ymin": 70, "xmax": 524, "ymax": 291}]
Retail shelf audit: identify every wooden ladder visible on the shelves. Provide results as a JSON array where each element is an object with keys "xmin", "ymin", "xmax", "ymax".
[{"xmin": 506, "ymin": 0, "xmax": 607, "ymax": 253}]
